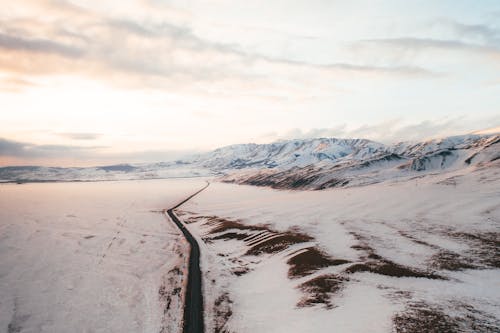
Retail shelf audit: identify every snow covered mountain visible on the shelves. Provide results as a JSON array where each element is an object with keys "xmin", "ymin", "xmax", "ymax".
[
  {"xmin": 220, "ymin": 134, "xmax": 500, "ymax": 189},
  {"xmin": 1, "ymin": 133, "xmax": 499, "ymax": 186},
  {"xmin": 190, "ymin": 138, "xmax": 386, "ymax": 170}
]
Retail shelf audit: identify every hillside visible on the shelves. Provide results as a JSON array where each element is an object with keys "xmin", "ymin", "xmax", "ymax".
[
  {"xmin": 1, "ymin": 133, "xmax": 499, "ymax": 186},
  {"xmin": 221, "ymin": 134, "xmax": 500, "ymax": 190}
]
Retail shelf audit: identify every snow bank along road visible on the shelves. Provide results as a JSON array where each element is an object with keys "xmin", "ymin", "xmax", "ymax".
[{"xmin": 166, "ymin": 182, "xmax": 209, "ymax": 333}]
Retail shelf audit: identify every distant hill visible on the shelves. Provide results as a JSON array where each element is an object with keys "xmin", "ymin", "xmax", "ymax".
[{"xmin": 1, "ymin": 133, "xmax": 499, "ymax": 188}]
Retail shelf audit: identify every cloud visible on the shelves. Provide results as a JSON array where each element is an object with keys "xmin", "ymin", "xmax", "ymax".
[
  {"xmin": 0, "ymin": 33, "xmax": 84, "ymax": 58},
  {"xmin": 57, "ymin": 132, "xmax": 102, "ymax": 140},
  {"xmin": 0, "ymin": 0, "xmax": 440, "ymax": 95},
  {"xmin": 271, "ymin": 116, "xmax": 500, "ymax": 144},
  {"xmin": 365, "ymin": 37, "xmax": 495, "ymax": 51},
  {"xmin": 0, "ymin": 137, "xmax": 195, "ymax": 166},
  {"xmin": 0, "ymin": 138, "xmax": 28, "ymax": 157},
  {"xmin": 1, "ymin": 2, "xmax": 496, "ymax": 94},
  {"xmin": 357, "ymin": 37, "xmax": 500, "ymax": 60},
  {"xmin": 0, "ymin": 137, "xmax": 104, "ymax": 158},
  {"xmin": 433, "ymin": 19, "xmax": 500, "ymax": 45}
]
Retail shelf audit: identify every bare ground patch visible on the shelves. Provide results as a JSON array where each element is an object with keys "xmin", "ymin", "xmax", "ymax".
[
  {"xmin": 347, "ymin": 232, "xmax": 444, "ymax": 279},
  {"xmin": 393, "ymin": 302, "xmax": 500, "ymax": 333},
  {"xmin": 186, "ymin": 214, "xmax": 355, "ymax": 308},
  {"xmin": 427, "ymin": 250, "xmax": 476, "ymax": 271},
  {"xmin": 344, "ymin": 261, "xmax": 444, "ymax": 279},
  {"xmin": 450, "ymin": 232, "xmax": 500, "ymax": 268},
  {"xmin": 212, "ymin": 232, "xmax": 249, "ymax": 241},
  {"xmin": 245, "ymin": 232, "xmax": 313, "ymax": 255},
  {"xmin": 199, "ymin": 216, "xmax": 314, "ymax": 256},
  {"xmin": 287, "ymin": 247, "xmax": 350, "ymax": 278},
  {"xmin": 393, "ymin": 303, "xmax": 459, "ymax": 333},
  {"xmin": 207, "ymin": 217, "xmax": 268, "ymax": 233},
  {"xmin": 213, "ymin": 293, "xmax": 234, "ymax": 333},
  {"xmin": 297, "ymin": 274, "xmax": 348, "ymax": 309},
  {"xmin": 182, "ymin": 210, "xmax": 500, "ymax": 330},
  {"xmin": 159, "ymin": 266, "xmax": 185, "ymax": 333}
]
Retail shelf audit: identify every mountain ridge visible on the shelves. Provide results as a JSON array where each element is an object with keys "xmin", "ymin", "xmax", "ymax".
[{"xmin": 1, "ymin": 133, "xmax": 499, "ymax": 186}]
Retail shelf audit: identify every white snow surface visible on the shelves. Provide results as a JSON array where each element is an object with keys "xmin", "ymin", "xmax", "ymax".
[
  {"xmin": 181, "ymin": 164, "xmax": 500, "ymax": 332},
  {"xmin": 0, "ymin": 178, "xmax": 207, "ymax": 333}
]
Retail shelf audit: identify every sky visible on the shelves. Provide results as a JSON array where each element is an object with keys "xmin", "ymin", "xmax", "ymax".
[{"xmin": 1, "ymin": 0, "xmax": 499, "ymax": 166}]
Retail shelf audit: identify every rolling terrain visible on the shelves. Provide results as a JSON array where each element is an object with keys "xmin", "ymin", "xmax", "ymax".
[{"xmin": 2, "ymin": 133, "xmax": 498, "ymax": 190}]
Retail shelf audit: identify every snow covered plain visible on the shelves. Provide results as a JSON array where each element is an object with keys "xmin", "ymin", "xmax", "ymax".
[
  {"xmin": 0, "ymin": 178, "xmax": 207, "ymax": 333},
  {"xmin": 1, "ymin": 132, "xmax": 498, "ymax": 332},
  {"xmin": 179, "ymin": 164, "xmax": 500, "ymax": 332}
]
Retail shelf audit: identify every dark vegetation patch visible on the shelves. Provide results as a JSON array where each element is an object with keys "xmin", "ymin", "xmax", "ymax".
[
  {"xmin": 245, "ymin": 232, "xmax": 313, "ymax": 255},
  {"xmin": 207, "ymin": 218, "xmax": 268, "ymax": 234},
  {"xmin": 183, "ymin": 215, "xmax": 219, "ymax": 224},
  {"xmin": 195, "ymin": 214, "xmax": 357, "ymax": 308},
  {"xmin": 449, "ymin": 232, "xmax": 500, "ymax": 268},
  {"xmin": 211, "ymin": 232, "xmax": 248, "ymax": 241},
  {"xmin": 228, "ymin": 258, "xmax": 250, "ymax": 276},
  {"xmin": 232, "ymin": 267, "xmax": 250, "ymax": 276},
  {"xmin": 97, "ymin": 164, "xmax": 136, "ymax": 172},
  {"xmin": 428, "ymin": 250, "xmax": 476, "ymax": 271},
  {"xmin": 397, "ymin": 231, "xmax": 439, "ymax": 249},
  {"xmin": 243, "ymin": 231, "xmax": 268, "ymax": 242},
  {"xmin": 83, "ymin": 235, "xmax": 95, "ymax": 239},
  {"xmin": 397, "ymin": 228, "xmax": 498, "ymax": 271},
  {"xmin": 464, "ymin": 153, "xmax": 478, "ymax": 165},
  {"xmin": 393, "ymin": 302, "xmax": 500, "ymax": 333},
  {"xmin": 199, "ymin": 215, "xmax": 314, "ymax": 256},
  {"xmin": 159, "ymin": 267, "xmax": 183, "ymax": 312},
  {"xmin": 453, "ymin": 232, "xmax": 499, "ymax": 247},
  {"xmin": 393, "ymin": 303, "xmax": 459, "ymax": 333},
  {"xmin": 274, "ymin": 173, "xmax": 322, "ymax": 189},
  {"xmin": 287, "ymin": 247, "xmax": 350, "ymax": 278},
  {"xmin": 344, "ymin": 261, "xmax": 444, "ymax": 279},
  {"xmin": 230, "ymin": 167, "xmax": 352, "ymax": 190},
  {"xmin": 410, "ymin": 150, "xmax": 457, "ymax": 171},
  {"xmin": 158, "ymin": 265, "xmax": 185, "ymax": 333},
  {"xmin": 450, "ymin": 302, "xmax": 500, "ymax": 332},
  {"xmin": 297, "ymin": 274, "xmax": 348, "ymax": 309},
  {"xmin": 264, "ymin": 174, "xmax": 348, "ymax": 190},
  {"xmin": 213, "ymin": 293, "xmax": 233, "ymax": 333},
  {"xmin": 348, "ymin": 232, "xmax": 444, "ymax": 279},
  {"xmin": 315, "ymin": 178, "xmax": 350, "ymax": 190}
]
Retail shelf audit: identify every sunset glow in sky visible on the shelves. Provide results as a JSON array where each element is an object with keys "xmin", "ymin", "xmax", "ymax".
[{"xmin": 1, "ymin": 0, "xmax": 500, "ymax": 166}]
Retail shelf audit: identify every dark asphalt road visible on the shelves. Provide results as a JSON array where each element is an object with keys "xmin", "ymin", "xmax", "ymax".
[{"xmin": 166, "ymin": 182, "xmax": 209, "ymax": 333}]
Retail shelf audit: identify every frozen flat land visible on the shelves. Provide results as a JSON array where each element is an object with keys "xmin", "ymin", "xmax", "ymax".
[{"xmin": 0, "ymin": 179, "xmax": 206, "ymax": 333}]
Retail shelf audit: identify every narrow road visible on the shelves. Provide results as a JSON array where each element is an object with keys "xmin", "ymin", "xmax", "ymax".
[{"xmin": 166, "ymin": 182, "xmax": 209, "ymax": 333}]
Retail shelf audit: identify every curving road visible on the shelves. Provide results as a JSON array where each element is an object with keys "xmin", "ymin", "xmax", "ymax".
[{"xmin": 166, "ymin": 182, "xmax": 209, "ymax": 333}]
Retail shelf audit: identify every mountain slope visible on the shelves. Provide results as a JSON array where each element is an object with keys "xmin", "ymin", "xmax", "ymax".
[
  {"xmin": 190, "ymin": 138, "xmax": 386, "ymax": 170},
  {"xmin": 1, "ymin": 133, "xmax": 499, "ymax": 186},
  {"xmin": 221, "ymin": 134, "xmax": 500, "ymax": 190}
]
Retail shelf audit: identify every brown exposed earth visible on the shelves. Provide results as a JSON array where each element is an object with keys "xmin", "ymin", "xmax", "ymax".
[
  {"xmin": 178, "ymin": 212, "xmax": 499, "ymax": 331},
  {"xmin": 297, "ymin": 274, "xmax": 348, "ymax": 309},
  {"xmin": 287, "ymin": 247, "xmax": 350, "ymax": 278}
]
